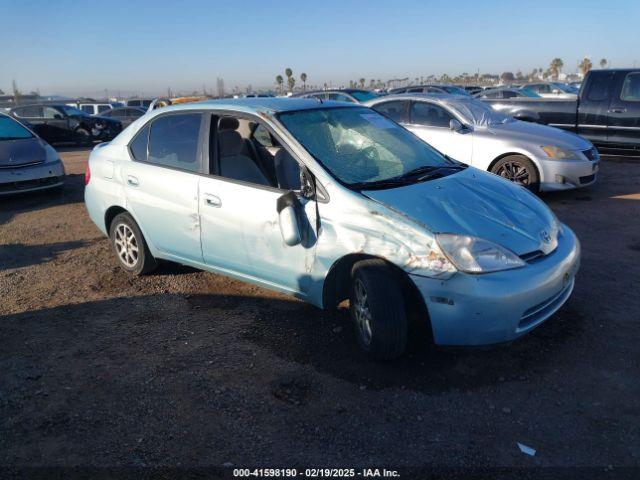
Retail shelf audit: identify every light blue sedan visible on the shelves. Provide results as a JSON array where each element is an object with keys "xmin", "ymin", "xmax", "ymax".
[{"xmin": 84, "ymin": 98, "xmax": 580, "ymax": 359}]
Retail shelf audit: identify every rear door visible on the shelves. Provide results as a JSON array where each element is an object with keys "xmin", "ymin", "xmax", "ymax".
[
  {"xmin": 607, "ymin": 71, "xmax": 640, "ymax": 146},
  {"xmin": 577, "ymin": 70, "xmax": 615, "ymax": 144},
  {"xmin": 122, "ymin": 112, "xmax": 204, "ymax": 263}
]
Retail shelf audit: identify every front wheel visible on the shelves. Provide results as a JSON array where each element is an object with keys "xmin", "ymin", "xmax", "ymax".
[
  {"xmin": 350, "ymin": 259, "xmax": 408, "ymax": 359},
  {"xmin": 109, "ymin": 212, "xmax": 157, "ymax": 275},
  {"xmin": 75, "ymin": 128, "xmax": 92, "ymax": 147},
  {"xmin": 490, "ymin": 155, "xmax": 539, "ymax": 192}
]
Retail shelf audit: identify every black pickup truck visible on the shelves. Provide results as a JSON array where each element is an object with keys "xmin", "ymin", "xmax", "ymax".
[{"xmin": 480, "ymin": 69, "xmax": 640, "ymax": 155}]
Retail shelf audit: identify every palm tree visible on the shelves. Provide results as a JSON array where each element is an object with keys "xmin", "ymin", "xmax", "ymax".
[
  {"xmin": 549, "ymin": 58, "xmax": 564, "ymax": 80},
  {"xmin": 287, "ymin": 76, "xmax": 296, "ymax": 92},
  {"xmin": 275, "ymin": 75, "xmax": 284, "ymax": 94},
  {"xmin": 579, "ymin": 57, "xmax": 593, "ymax": 76},
  {"xmin": 358, "ymin": 78, "xmax": 365, "ymax": 88},
  {"xmin": 600, "ymin": 58, "xmax": 608, "ymax": 69},
  {"xmin": 300, "ymin": 72, "xmax": 307, "ymax": 91}
]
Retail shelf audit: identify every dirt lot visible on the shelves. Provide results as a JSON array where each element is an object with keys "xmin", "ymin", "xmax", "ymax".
[{"xmin": 1, "ymin": 149, "xmax": 639, "ymax": 475}]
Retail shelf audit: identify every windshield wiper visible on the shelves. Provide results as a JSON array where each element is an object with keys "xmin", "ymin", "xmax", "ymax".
[{"xmin": 352, "ymin": 163, "xmax": 467, "ymax": 190}]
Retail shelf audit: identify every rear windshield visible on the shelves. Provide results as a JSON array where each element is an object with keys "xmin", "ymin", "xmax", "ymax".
[
  {"xmin": 0, "ymin": 116, "xmax": 33, "ymax": 140},
  {"xmin": 350, "ymin": 91, "xmax": 378, "ymax": 102}
]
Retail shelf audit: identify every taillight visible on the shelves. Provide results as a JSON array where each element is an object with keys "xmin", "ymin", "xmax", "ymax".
[{"xmin": 84, "ymin": 162, "xmax": 91, "ymax": 185}]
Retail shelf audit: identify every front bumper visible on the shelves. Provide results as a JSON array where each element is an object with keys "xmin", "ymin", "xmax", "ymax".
[
  {"xmin": 410, "ymin": 225, "xmax": 580, "ymax": 346},
  {"xmin": 537, "ymin": 157, "xmax": 599, "ymax": 191},
  {"xmin": 0, "ymin": 160, "xmax": 65, "ymax": 195}
]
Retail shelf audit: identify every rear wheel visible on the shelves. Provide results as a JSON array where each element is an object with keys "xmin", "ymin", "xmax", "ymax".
[
  {"xmin": 490, "ymin": 155, "xmax": 539, "ymax": 192},
  {"xmin": 350, "ymin": 259, "xmax": 408, "ymax": 359},
  {"xmin": 109, "ymin": 212, "xmax": 157, "ymax": 275}
]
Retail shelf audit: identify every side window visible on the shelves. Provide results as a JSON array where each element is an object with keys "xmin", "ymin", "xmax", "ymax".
[
  {"xmin": 621, "ymin": 73, "xmax": 640, "ymax": 101},
  {"xmin": 407, "ymin": 87, "xmax": 424, "ymax": 93},
  {"xmin": 129, "ymin": 109, "xmax": 144, "ymax": 118},
  {"xmin": 410, "ymin": 102, "xmax": 453, "ymax": 127},
  {"xmin": 527, "ymin": 85, "xmax": 540, "ymax": 93},
  {"xmin": 98, "ymin": 105, "xmax": 110, "ymax": 113},
  {"xmin": 128, "ymin": 100, "xmax": 141, "ymax": 107},
  {"xmin": 252, "ymin": 124, "xmax": 274, "ymax": 147},
  {"xmin": 502, "ymin": 90, "xmax": 517, "ymax": 99},
  {"xmin": 43, "ymin": 107, "xmax": 64, "ymax": 119},
  {"xmin": 147, "ymin": 113, "xmax": 202, "ymax": 172},
  {"xmin": 81, "ymin": 105, "xmax": 94, "ymax": 114},
  {"xmin": 372, "ymin": 101, "xmax": 408, "ymax": 123},
  {"xmin": 14, "ymin": 106, "xmax": 42, "ymax": 118},
  {"xmin": 129, "ymin": 124, "xmax": 149, "ymax": 161},
  {"xmin": 538, "ymin": 84, "xmax": 551, "ymax": 94},
  {"xmin": 586, "ymin": 73, "xmax": 611, "ymax": 101}
]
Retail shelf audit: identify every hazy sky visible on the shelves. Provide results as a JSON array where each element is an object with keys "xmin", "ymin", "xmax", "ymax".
[{"xmin": 1, "ymin": 0, "xmax": 639, "ymax": 96}]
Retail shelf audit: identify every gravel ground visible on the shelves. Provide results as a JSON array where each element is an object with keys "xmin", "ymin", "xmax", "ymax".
[{"xmin": 1, "ymin": 149, "xmax": 639, "ymax": 475}]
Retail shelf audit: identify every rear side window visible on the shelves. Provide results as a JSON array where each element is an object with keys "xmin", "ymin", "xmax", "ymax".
[
  {"xmin": 81, "ymin": 105, "xmax": 94, "ymax": 114},
  {"xmin": 13, "ymin": 106, "xmax": 42, "ymax": 118},
  {"xmin": 621, "ymin": 73, "xmax": 640, "ymax": 101},
  {"xmin": 372, "ymin": 101, "xmax": 408, "ymax": 123},
  {"xmin": 586, "ymin": 73, "xmax": 611, "ymax": 101},
  {"xmin": 147, "ymin": 113, "xmax": 202, "ymax": 172},
  {"xmin": 98, "ymin": 105, "xmax": 110, "ymax": 113},
  {"xmin": 129, "ymin": 124, "xmax": 149, "ymax": 161}
]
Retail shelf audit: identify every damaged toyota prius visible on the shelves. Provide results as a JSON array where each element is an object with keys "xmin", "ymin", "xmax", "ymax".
[{"xmin": 85, "ymin": 98, "xmax": 580, "ymax": 359}]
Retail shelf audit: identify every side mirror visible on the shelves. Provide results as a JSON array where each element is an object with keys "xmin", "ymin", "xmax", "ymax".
[
  {"xmin": 277, "ymin": 192, "xmax": 302, "ymax": 246},
  {"xmin": 449, "ymin": 118, "xmax": 464, "ymax": 132}
]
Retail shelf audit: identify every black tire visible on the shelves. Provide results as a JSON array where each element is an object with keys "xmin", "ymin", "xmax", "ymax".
[
  {"xmin": 108, "ymin": 212, "xmax": 157, "ymax": 275},
  {"xmin": 490, "ymin": 155, "xmax": 540, "ymax": 192},
  {"xmin": 350, "ymin": 259, "xmax": 408, "ymax": 359},
  {"xmin": 75, "ymin": 128, "xmax": 92, "ymax": 147}
]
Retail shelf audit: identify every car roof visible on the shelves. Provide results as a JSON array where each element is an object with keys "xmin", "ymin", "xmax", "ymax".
[
  {"xmin": 148, "ymin": 97, "xmax": 361, "ymax": 115},
  {"xmin": 110, "ymin": 97, "xmax": 363, "ymax": 145},
  {"xmin": 365, "ymin": 92, "xmax": 473, "ymax": 109}
]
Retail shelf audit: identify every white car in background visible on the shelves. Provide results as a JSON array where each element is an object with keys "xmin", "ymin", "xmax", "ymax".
[{"xmin": 366, "ymin": 94, "xmax": 599, "ymax": 191}]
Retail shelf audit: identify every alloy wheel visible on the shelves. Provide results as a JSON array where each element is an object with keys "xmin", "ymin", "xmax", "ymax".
[
  {"xmin": 497, "ymin": 161, "xmax": 530, "ymax": 185},
  {"xmin": 114, "ymin": 223, "xmax": 139, "ymax": 268},
  {"xmin": 353, "ymin": 279, "xmax": 373, "ymax": 346}
]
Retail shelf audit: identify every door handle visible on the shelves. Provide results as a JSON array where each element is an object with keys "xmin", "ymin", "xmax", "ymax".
[
  {"xmin": 127, "ymin": 175, "xmax": 139, "ymax": 187},
  {"xmin": 609, "ymin": 108, "xmax": 627, "ymax": 114},
  {"xmin": 204, "ymin": 193, "xmax": 222, "ymax": 207}
]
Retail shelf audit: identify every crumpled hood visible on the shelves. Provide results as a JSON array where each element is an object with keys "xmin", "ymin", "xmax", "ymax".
[
  {"xmin": 0, "ymin": 137, "xmax": 47, "ymax": 167},
  {"xmin": 481, "ymin": 120, "xmax": 591, "ymax": 151},
  {"xmin": 363, "ymin": 168, "xmax": 557, "ymax": 256}
]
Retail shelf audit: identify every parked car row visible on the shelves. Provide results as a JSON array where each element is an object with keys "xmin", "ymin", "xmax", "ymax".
[{"xmin": 7, "ymin": 104, "xmax": 123, "ymax": 146}]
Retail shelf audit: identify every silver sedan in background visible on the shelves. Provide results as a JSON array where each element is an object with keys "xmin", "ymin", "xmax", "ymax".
[
  {"xmin": 0, "ymin": 113, "xmax": 65, "ymax": 195},
  {"xmin": 366, "ymin": 94, "xmax": 599, "ymax": 191}
]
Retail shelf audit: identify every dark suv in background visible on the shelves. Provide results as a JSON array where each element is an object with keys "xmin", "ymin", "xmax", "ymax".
[{"xmin": 8, "ymin": 104, "xmax": 122, "ymax": 146}]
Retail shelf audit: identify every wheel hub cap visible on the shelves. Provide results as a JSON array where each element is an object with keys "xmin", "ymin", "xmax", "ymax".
[{"xmin": 114, "ymin": 224, "xmax": 139, "ymax": 267}]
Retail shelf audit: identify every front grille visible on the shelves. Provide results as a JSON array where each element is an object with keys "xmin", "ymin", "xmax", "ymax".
[
  {"xmin": 520, "ymin": 250, "xmax": 545, "ymax": 262},
  {"xmin": 0, "ymin": 160, "xmax": 45, "ymax": 169},
  {"xmin": 579, "ymin": 173, "xmax": 596, "ymax": 184},
  {"xmin": 582, "ymin": 147, "xmax": 599, "ymax": 162},
  {"xmin": 0, "ymin": 176, "xmax": 60, "ymax": 193}
]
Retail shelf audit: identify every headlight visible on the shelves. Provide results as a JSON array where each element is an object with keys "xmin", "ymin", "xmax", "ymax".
[
  {"xmin": 541, "ymin": 145, "xmax": 578, "ymax": 160},
  {"xmin": 436, "ymin": 234, "xmax": 525, "ymax": 273}
]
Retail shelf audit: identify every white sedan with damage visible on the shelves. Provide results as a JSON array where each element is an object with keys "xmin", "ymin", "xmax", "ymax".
[{"xmin": 366, "ymin": 94, "xmax": 599, "ymax": 191}]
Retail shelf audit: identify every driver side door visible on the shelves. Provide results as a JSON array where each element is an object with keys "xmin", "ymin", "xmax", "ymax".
[
  {"xmin": 198, "ymin": 113, "xmax": 318, "ymax": 297},
  {"xmin": 404, "ymin": 101, "xmax": 473, "ymax": 165}
]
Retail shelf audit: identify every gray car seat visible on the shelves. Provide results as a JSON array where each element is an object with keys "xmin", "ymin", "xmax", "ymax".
[
  {"xmin": 274, "ymin": 149, "xmax": 302, "ymax": 190},
  {"xmin": 218, "ymin": 118, "xmax": 270, "ymax": 186}
]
